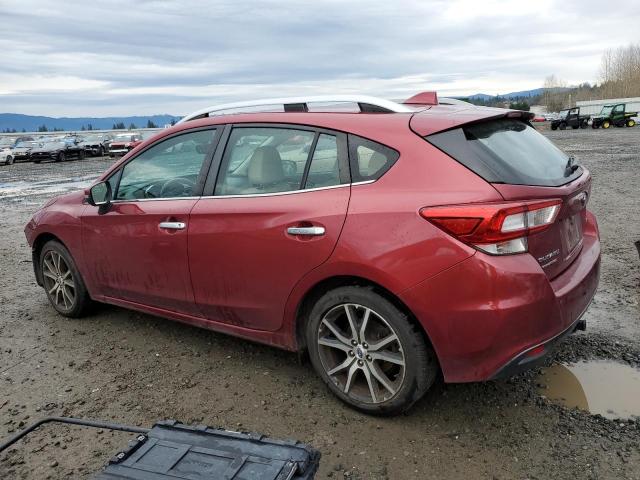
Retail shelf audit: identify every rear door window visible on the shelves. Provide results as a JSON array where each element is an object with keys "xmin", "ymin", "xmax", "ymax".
[
  {"xmin": 304, "ymin": 134, "xmax": 340, "ymax": 189},
  {"xmin": 426, "ymin": 118, "xmax": 582, "ymax": 187}
]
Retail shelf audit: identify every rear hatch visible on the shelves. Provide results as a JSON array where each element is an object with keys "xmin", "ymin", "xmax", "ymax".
[{"xmin": 414, "ymin": 112, "xmax": 589, "ymax": 279}]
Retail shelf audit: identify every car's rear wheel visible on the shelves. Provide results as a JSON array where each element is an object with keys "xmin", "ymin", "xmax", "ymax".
[
  {"xmin": 559, "ymin": 123, "xmax": 566, "ymax": 130},
  {"xmin": 627, "ymin": 119, "xmax": 636, "ymax": 127},
  {"xmin": 306, "ymin": 286, "xmax": 437, "ymax": 415},
  {"xmin": 40, "ymin": 240, "xmax": 92, "ymax": 318}
]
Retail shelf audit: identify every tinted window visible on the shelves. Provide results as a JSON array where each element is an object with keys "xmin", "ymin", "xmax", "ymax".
[
  {"xmin": 348, "ymin": 135, "xmax": 399, "ymax": 182},
  {"xmin": 427, "ymin": 119, "xmax": 582, "ymax": 187},
  {"xmin": 115, "ymin": 129, "xmax": 215, "ymax": 200},
  {"xmin": 216, "ymin": 127, "xmax": 314, "ymax": 195},
  {"xmin": 305, "ymin": 134, "xmax": 340, "ymax": 189}
]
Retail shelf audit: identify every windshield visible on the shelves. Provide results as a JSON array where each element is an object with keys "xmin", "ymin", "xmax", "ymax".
[
  {"xmin": 83, "ymin": 135, "xmax": 103, "ymax": 142},
  {"xmin": 600, "ymin": 106, "xmax": 614, "ymax": 116},
  {"xmin": 427, "ymin": 118, "xmax": 582, "ymax": 187},
  {"xmin": 15, "ymin": 141, "xmax": 38, "ymax": 148},
  {"xmin": 41, "ymin": 142, "xmax": 65, "ymax": 149},
  {"xmin": 558, "ymin": 110, "xmax": 569, "ymax": 119}
]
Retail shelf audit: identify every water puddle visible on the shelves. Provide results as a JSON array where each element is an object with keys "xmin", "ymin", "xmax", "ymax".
[
  {"xmin": 537, "ymin": 360, "xmax": 640, "ymax": 420},
  {"xmin": 0, "ymin": 175, "xmax": 96, "ymax": 201}
]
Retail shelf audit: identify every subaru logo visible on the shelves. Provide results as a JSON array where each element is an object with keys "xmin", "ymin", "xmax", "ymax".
[{"xmin": 355, "ymin": 346, "xmax": 365, "ymax": 359}]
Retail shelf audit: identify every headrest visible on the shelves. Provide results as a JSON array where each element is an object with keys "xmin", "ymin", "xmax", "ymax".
[
  {"xmin": 368, "ymin": 151, "xmax": 387, "ymax": 176},
  {"xmin": 248, "ymin": 146, "xmax": 284, "ymax": 185}
]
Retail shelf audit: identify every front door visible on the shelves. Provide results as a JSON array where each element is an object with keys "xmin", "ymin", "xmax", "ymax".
[
  {"xmin": 82, "ymin": 128, "xmax": 218, "ymax": 314},
  {"xmin": 189, "ymin": 126, "xmax": 350, "ymax": 331}
]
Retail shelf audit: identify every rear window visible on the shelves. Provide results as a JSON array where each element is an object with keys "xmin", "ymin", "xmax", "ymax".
[{"xmin": 426, "ymin": 118, "xmax": 582, "ymax": 187}]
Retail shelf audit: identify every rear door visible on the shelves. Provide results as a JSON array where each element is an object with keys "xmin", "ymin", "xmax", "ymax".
[
  {"xmin": 188, "ymin": 124, "xmax": 350, "ymax": 331},
  {"xmin": 426, "ymin": 117, "xmax": 589, "ymax": 280}
]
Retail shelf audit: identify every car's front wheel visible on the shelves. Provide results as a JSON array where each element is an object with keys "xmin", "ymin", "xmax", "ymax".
[
  {"xmin": 4, "ymin": 155, "xmax": 13, "ymax": 165},
  {"xmin": 306, "ymin": 286, "xmax": 438, "ymax": 415},
  {"xmin": 40, "ymin": 240, "xmax": 92, "ymax": 318}
]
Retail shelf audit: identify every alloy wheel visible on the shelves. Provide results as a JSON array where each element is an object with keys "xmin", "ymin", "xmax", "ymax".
[
  {"xmin": 42, "ymin": 250, "xmax": 76, "ymax": 311},
  {"xmin": 317, "ymin": 303, "xmax": 406, "ymax": 404}
]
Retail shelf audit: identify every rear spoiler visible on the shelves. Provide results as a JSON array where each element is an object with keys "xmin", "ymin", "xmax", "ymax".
[{"xmin": 410, "ymin": 108, "xmax": 536, "ymax": 136}]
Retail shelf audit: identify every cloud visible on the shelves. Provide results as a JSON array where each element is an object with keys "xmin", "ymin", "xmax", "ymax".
[{"xmin": 0, "ymin": 0, "xmax": 637, "ymax": 116}]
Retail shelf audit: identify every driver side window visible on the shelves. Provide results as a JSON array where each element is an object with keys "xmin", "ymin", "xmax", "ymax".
[{"xmin": 115, "ymin": 129, "xmax": 216, "ymax": 200}]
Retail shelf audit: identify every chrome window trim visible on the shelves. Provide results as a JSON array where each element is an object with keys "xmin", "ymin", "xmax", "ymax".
[{"xmin": 108, "ymin": 180, "xmax": 375, "ymax": 203}]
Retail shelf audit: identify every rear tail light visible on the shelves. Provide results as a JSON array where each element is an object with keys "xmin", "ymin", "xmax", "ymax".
[{"xmin": 420, "ymin": 199, "xmax": 561, "ymax": 255}]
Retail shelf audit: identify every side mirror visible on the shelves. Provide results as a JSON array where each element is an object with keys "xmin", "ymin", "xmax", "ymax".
[{"xmin": 88, "ymin": 181, "xmax": 112, "ymax": 207}]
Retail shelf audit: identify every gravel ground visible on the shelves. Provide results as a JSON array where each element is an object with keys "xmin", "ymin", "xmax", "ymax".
[{"xmin": 1, "ymin": 128, "xmax": 639, "ymax": 479}]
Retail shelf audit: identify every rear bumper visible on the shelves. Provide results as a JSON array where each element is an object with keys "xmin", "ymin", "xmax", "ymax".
[{"xmin": 400, "ymin": 211, "xmax": 600, "ymax": 383}]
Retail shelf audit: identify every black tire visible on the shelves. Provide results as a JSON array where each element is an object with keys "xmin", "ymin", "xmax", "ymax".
[
  {"xmin": 626, "ymin": 119, "xmax": 636, "ymax": 127},
  {"xmin": 40, "ymin": 240, "xmax": 92, "ymax": 318},
  {"xmin": 56, "ymin": 152, "xmax": 65, "ymax": 162},
  {"xmin": 34, "ymin": 159, "xmax": 41, "ymax": 164},
  {"xmin": 550, "ymin": 124, "xmax": 558, "ymax": 131},
  {"xmin": 571, "ymin": 125, "xmax": 579, "ymax": 129},
  {"xmin": 4, "ymin": 155, "xmax": 13, "ymax": 165},
  {"xmin": 580, "ymin": 122, "xmax": 588, "ymax": 129},
  {"xmin": 98, "ymin": 146, "xmax": 104, "ymax": 157},
  {"xmin": 559, "ymin": 123, "xmax": 566, "ymax": 130},
  {"xmin": 305, "ymin": 286, "xmax": 438, "ymax": 415},
  {"xmin": 78, "ymin": 149, "xmax": 85, "ymax": 160}
]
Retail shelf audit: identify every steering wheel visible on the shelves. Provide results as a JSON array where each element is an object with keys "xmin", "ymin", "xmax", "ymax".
[{"xmin": 160, "ymin": 177, "xmax": 196, "ymax": 197}]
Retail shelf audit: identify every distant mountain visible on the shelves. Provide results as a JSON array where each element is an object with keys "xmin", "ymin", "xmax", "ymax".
[
  {"xmin": 0, "ymin": 113, "xmax": 181, "ymax": 132},
  {"xmin": 465, "ymin": 87, "xmax": 570, "ymax": 101}
]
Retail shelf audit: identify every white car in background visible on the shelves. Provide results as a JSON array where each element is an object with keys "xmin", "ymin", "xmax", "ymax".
[{"xmin": 0, "ymin": 146, "xmax": 14, "ymax": 165}]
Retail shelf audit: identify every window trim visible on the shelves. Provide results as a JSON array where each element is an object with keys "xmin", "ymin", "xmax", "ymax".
[
  {"xmin": 202, "ymin": 123, "xmax": 349, "ymax": 197},
  {"xmin": 108, "ymin": 126, "xmax": 221, "ymax": 201}
]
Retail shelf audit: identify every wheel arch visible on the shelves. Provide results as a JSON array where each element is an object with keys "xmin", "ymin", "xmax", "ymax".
[
  {"xmin": 294, "ymin": 275, "xmax": 437, "ymax": 359},
  {"xmin": 31, "ymin": 232, "xmax": 67, "ymax": 286}
]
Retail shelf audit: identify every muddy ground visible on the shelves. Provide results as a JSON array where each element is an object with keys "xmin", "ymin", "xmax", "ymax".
[{"xmin": 1, "ymin": 128, "xmax": 639, "ymax": 479}]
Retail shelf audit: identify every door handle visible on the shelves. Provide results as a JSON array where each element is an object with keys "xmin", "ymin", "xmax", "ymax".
[
  {"xmin": 287, "ymin": 226, "xmax": 325, "ymax": 236},
  {"xmin": 159, "ymin": 221, "xmax": 186, "ymax": 230}
]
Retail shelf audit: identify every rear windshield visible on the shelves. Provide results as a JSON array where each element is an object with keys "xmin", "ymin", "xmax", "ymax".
[{"xmin": 426, "ymin": 118, "xmax": 582, "ymax": 186}]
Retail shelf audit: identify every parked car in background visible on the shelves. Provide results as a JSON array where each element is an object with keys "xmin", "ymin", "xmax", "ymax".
[
  {"xmin": 0, "ymin": 135, "xmax": 35, "ymax": 149},
  {"xmin": 108, "ymin": 133, "xmax": 143, "ymax": 157},
  {"xmin": 1, "ymin": 146, "xmax": 14, "ymax": 165},
  {"xmin": 30, "ymin": 140, "xmax": 85, "ymax": 163},
  {"xmin": 531, "ymin": 115, "xmax": 546, "ymax": 122},
  {"xmin": 24, "ymin": 93, "xmax": 600, "ymax": 415},
  {"xmin": 551, "ymin": 107, "xmax": 589, "ymax": 130},
  {"xmin": 11, "ymin": 140, "xmax": 41, "ymax": 162},
  {"xmin": 79, "ymin": 133, "xmax": 114, "ymax": 157}
]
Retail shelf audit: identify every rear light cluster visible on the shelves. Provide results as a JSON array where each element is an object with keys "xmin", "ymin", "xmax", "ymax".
[{"xmin": 420, "ymin": 199, "xmax": 562, "ymax": 255}]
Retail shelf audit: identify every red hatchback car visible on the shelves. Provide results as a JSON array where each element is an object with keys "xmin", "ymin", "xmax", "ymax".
[{"xmin": 24, "ymin": 93, "xmax": 600, "ymax": 415}]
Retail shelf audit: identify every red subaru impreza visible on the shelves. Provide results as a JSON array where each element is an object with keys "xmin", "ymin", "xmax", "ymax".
[{"xmin": 24, "ymin": 93, "xmax": 600, "ymax": 415}]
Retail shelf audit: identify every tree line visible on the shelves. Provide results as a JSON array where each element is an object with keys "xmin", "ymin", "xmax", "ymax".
[
  {"xmin": 7, "ymin": 119, "xmax": 162, "ymax": 134},
  {"xmin": 543, "ymin": 43, "xmax": 640, "ymax": 112}
]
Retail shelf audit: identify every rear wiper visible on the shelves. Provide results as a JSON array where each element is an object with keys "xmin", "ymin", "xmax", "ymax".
[{"xmin": 564, "ymin": 156, "xmax": 580, "ymax": 176}]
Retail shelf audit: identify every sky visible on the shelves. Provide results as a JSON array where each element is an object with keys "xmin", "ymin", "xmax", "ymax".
[{"xmin": 0, "ymin": 0, "xmax": 637, "ymax": 117}]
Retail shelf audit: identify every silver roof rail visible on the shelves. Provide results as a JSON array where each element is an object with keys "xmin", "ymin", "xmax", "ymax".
[{"xmin": 177, "ymin": 95, "xmax": 414, "ymax": 123}]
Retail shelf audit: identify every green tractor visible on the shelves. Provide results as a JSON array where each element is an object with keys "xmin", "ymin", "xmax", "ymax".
[{"xmin": 591, "ymin": 103, "xmax": 638, "ymax": 129}]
